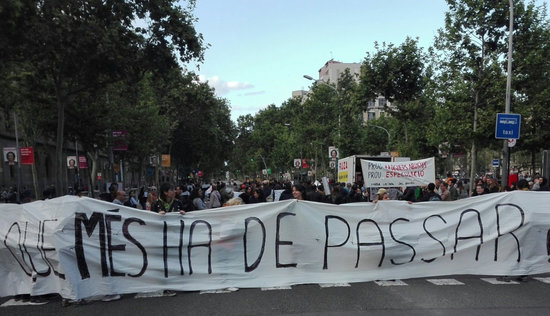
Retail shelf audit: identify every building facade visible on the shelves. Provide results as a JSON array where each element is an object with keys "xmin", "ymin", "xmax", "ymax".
[{"xmin": 295, "ymin": 59, "xmax": 395, "ymax": 122}]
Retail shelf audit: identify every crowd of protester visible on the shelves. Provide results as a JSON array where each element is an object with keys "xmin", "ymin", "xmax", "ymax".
[
  {"xmin": 3, "ymin": 172, "xmax": 549, "ymax": 305},
  {"xmin": 89, "ymin": 172, "xmax": 550, "ymax": 212},
  {"xmin": 2, "ymin": 172, "xmax": 549, "ymax": 208}
]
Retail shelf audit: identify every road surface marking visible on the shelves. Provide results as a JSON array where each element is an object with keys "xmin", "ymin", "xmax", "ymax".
[
  {"xmin": 374, "ymin": 280, "xmax": 408, "ymax": 286},
  {"xmin": 426, "ymin": 279, "xmax": 464, "ymax": 285},
  {"xmin": 261, "ymin": 286, "xmax": 292, "ymax": 291},
  {"xmin": 481, "ymin": 278, "xmax": 520, "ymax": 285},
  {"xmin": 319, "ymin": 283, "xmax": 351, "ymax": 288}
]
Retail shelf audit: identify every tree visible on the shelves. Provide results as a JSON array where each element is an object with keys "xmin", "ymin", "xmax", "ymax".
[
  {"xmin": 512, "ymin": 1, "xmax": 550, "ymax": 174},
  {"xmin": 434, "ymin": 0, "xmax": 509, "ymax": 181},
  {"xmin": 356, "ymin": 37, "xmax": 435, "ymax": 158},
  {"xmin": 170, "ymin": 75, "xmax": 236, "ymax": 179},
  {"xmin": 1, "ymin": 0, "xmax": 205, "ymax": 194}
]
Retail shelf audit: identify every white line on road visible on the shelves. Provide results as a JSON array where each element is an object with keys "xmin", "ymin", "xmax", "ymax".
[
  {"xmin": 481, "ymin": 278, "xmax": 520, "ymax": 285},
  {"xmin": 261, "ymin": 286, "xmax": 292, "ymax": 291},
  {"xmin": 374, "ymin": 280, "xmax": 408, "ymax": 286},
  {"xmin": 134, "ymin": 290, "xmax": 165, "ymax": 298},
  {"xmin": 200, "ymin": 288, "xmax": 239, "ymax": 294},
  {"xmin": 426, "ymin": 279, "xmax": 465, "ymax": 285},
  {"xmin": 319, "ymin": 283, "xmax": 351, "ymax": 288}
]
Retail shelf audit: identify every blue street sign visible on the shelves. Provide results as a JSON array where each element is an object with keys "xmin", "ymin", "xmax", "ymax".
[
  {"xmin": 492, "ymin": 159, "xmax": 500, "ymax": 167},
  {"xmin": 495, "ymin": 113, "xmax": 521, "ymax": 139}
]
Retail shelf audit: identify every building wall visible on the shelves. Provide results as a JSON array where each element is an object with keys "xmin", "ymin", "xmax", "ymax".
[
  {"xmin": 318, "ymin": 59, "xmax": 361, "ymax": 85},
  {"xmin": 302, "ymin": 59, "xmax": 395, "ymax": 123}
]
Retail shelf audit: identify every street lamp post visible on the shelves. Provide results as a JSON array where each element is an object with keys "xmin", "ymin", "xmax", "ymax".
[
  {"xmin": 502, "ymin": 0, "xmax": 514, "ymax": 189},
  {"xmin": 369, "ymin": 124, "xmax": 391, "ymax": 152},
  {"xmin": 303, "ymin": 74, "xmax": 341, "ymax": 139},
  {"xmin": 258, "ymin": 154, "xmax": 268, "ymax": 178}
]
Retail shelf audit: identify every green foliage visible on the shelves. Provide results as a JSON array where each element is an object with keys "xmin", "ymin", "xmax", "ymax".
[
  {"xmin": 355, "ymin": 36, "xmax": 436, "ymax": 159},
  {"xmin": 432, "ymin": 0, "xmax": 510, "ymax": 178},
  {"xmin": 0, "ymin": 0, "xmax": 211, "ymax": 192},
  {"xmin": 513, "ymin": 1, "xmax": 550, "ymax": 156}
]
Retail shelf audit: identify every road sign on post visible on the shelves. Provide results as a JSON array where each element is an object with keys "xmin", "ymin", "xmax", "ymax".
[{"xmin": 495, "ymin": 113, "xmax": 521, "ymax": 139}]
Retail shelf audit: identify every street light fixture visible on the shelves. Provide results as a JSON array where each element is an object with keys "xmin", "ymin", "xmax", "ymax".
[
  {"xmin": 368, "ymin": 124, "xmax": 391, "ymax": 152},
  {"xmin": 303, "ymin": 74, "xmax": 341, "ymax": 139}
]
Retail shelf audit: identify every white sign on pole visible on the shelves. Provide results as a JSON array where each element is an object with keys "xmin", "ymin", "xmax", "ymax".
[
  {"xmin": 1, "ymin": 192, "xmax": 548, "ymax": 299},
  {"xmin": 361, "ymin": 157, "xmax": 436, "ymax": 187}
]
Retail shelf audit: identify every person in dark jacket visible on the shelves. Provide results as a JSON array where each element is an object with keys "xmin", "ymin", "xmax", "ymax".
[
  {"xmin": 279, "ymin": 182, "xmax": 293, "ymax": 201},
  {"xmin": 151, "ymin": 183, "xmax": 185, "ymax": 215}
]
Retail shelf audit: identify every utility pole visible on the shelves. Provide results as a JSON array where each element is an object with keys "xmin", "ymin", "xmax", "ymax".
[
  {"xmin": 13, "ymin": 113, "xmax": 21, "ymax": 203},
  {"xmin": 502, "ymin": 0, "xmax": 514, "ymax": 189}
]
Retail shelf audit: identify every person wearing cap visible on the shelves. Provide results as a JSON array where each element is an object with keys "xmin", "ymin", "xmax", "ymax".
[{"xmin": 373, "ymin": 188, "xmax": 389, "ymax": 203}]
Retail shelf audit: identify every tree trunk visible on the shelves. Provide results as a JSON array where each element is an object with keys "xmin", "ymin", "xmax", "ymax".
[
  {"xmin": 55, "ymin": 87, "xmax": 66, "ymax": 197},
  {"xmin": 469, "ymin": 91, "xmax": 479, "ymax": 190},
  {"xmin": 89, "ymin": 150, "xmax": 99, "ymax": 197}
]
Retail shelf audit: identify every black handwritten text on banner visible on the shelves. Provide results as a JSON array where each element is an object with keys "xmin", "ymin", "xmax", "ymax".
[{"xmin": 1, "ymin": 192, "xmax": 549, "ymax": 299}]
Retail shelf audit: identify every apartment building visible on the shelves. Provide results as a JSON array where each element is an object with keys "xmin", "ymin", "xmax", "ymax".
[{"xmin": 295, "ymin": 59, "xmax": 394, "ymax": 122}]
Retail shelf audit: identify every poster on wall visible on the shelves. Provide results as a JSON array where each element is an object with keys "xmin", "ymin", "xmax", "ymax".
[
  {"xmin": 328, "ymin": 146, "xmax": 339, "ymax": 160},
  {"xmin": 3, "ymin": 147, "xmax": 18, "ymax": 165},
  {"xmin": 78, "ymin": 156, "xmax": 88, "ymax": 169},
  {"xmin": 67, "ymin": 156, "xmax": 77, "ymax": 169},
  {"xmin": 19, "ymin": 147, "xmax": 34, "ymax": 165}
]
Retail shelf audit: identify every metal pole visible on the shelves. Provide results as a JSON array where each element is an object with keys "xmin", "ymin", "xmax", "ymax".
[
  {"xmin": 75, "ymin": 138, "xmax": 79, "ymax": 192},
  {"xmin": 370, "ymin": 124, "xmax": 391, "ymax": 152},
  {"xmin": 502, "ymin": 0, "xmax": 513, "ymax": 189},
  {"xmin": 13, "ymin": 113, "xmax": 21, "ymax": 203},
  {"xmin": 303, "ymin": 75, "xmax": 341, "ymax": 148}
]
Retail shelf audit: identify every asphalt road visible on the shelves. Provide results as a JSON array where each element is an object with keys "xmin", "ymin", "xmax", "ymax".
[{"xmin": 2, "ymin": 275, "xmax": 550, "ymax": 316}]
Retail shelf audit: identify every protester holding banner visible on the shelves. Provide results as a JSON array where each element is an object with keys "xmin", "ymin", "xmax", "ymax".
[
  {"xmin": 151, "ymin": 183, "xmax": 185, "ymax": 215},
  {"xmin": 292, "ymin": 184, "xmax": 306, "ymax": 200},
  {"xmin": 249, "ymin": 188, "xmax": 266, "ymax": 203},
  {"xmin": 373, "ymin": 188, "xmax": 390, "ymax": 203},
  {"xmin": 471, "ymin": 181, "xmax": 488, "ymax": 197},
  {"xmin": 279, "ymin": 182, "xmax": 293, "ymax": 201},
  {"xmin": 421, "ymin": 183, "xmax": 441, "ymax": 201}
]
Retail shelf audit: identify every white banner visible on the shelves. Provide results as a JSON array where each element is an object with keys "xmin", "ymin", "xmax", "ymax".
[
  {"xmin": 361, "ymin": 157, "xmax": 436, "ymax": 187},
  {"xmin": 1, "ymin": 192, "xmax": 549, "ymax": 299}
]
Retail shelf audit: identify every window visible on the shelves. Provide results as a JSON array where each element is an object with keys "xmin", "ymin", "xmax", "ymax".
[
  {"xmin": 368, "ymin": 112, "xmax": 375, "ymax": 121},
  {"xmin": 378, "ymin": 97, "xmax": 386, "ymax": 107}
]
